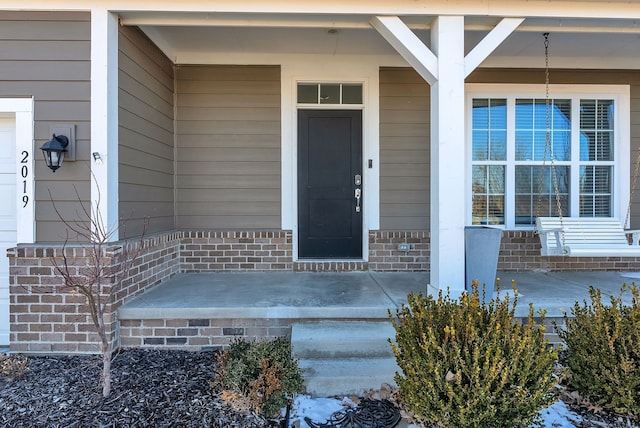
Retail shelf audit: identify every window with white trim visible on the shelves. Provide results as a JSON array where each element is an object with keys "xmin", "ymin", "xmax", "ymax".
[
  {"xmin": 468, "ymin": 86, "xmax": 627, "ymax": 228},
  {"xmin": 297, "ymin": 82, "xmax": 363, "ymax": 105}
]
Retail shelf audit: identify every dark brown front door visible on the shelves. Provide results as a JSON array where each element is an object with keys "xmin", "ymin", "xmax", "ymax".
[{"xmin": 298, "ymin": 110, "xmax": 363, "ymax": 259}]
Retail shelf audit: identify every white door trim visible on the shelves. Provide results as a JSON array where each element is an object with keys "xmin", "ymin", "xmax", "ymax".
[
  {"xmin": 281, "ymin": 58, "xmax": 380, "ymax": 261},
  {"xmin": 0, "ymin": 98, "xmax": 35, "ymax": 244}
]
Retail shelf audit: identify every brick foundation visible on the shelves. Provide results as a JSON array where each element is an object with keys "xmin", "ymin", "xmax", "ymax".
[
  {"xmin": 368, "ymin": 231, "xmax": 430, "ymax": 271},
  {"xmin": 118, "ymin": 316, "xmax": 565, "ymax": 351},
  {"xmin": 9, "ymin": 227, "xmax": 640, "ymax": 353},
  {"xmin": 498, "ymin": 231, "xmax": 640, "ymax": 271},
  {"xmin": 8, "ymin": 230, "xmax": 293, "ymax": 353},
  {"xmin": 533, "ymin": 316, "xmax": 566, "ymax": 347},
  {"xmin": 9, "ymin": 233, "xmax": 181, "ymax": 353},
  {"xmin": 119, "ymin": 318, "xmax": 296, "ymax": 350},
  {"xmin": 293, "ymin": 261, "xmax": 369, "ymax": 271},
  {"xmin": 180, "ymin": 230, "xmax": 293, "ymax": 272},
  {"xmin": 118, "ymin": 317, "xmax": 392, "ymax": 351}
]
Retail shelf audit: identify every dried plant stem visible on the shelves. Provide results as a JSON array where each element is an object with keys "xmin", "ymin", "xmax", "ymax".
[{"xmin": 49, "ymin": 183, "xmax": 146, "ymax": 397}]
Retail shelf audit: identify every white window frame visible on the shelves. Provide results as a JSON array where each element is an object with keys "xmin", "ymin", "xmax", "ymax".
[
  {"xmin": 466, "ymin": 84, "xmax": 630, "ymax": 230},
  {"xmin": 296, "ymin": 82, "xmax": 364, "ymax": 106}
]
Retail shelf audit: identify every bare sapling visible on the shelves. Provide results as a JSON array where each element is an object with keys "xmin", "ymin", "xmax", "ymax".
[{"xmin": 49, "ymin": 186, "xmax": 146, "ymax": 397}]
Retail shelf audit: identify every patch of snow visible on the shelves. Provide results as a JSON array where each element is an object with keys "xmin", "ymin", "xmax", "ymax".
[
  {"xmin": 534, "ymin": 400, "xmax": 582, "ymax": 428},
  {"xmin": 287, "ymin": 396, "xmax": 582, "ymax": 428},
  {"xmin": 288, "ymin": 395, "xmax": 354, "ymax": 427}
]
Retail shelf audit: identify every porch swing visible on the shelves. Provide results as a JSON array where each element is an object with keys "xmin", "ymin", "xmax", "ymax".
[{"xmin": 535, "ymin": 33, "xmax": 640, "ymax": 257}]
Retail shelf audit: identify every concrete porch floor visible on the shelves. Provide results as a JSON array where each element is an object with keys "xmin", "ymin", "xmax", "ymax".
[{"xmin": 118, "ymin": 270, "xmax": 640, "ymax": 320}]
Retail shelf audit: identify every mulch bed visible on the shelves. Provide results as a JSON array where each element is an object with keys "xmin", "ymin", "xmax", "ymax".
[
  {"xmin": 0, "ymin": 349, "xmax": 279, "ymax": 428},
  {"xmin": 2, "ymin": 348, "xmax": 640, "ymax": 428},
  {"xmin": 560, "ymin": 392, "xmax": 640, "ymax": 428}
]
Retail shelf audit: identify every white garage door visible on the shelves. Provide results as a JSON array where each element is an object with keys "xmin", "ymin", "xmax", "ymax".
[{"xmin": 0, "ymin": 116, "xmax": 16, "ymax": 345}]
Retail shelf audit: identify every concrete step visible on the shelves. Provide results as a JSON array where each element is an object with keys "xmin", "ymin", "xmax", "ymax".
[
  {"xmin": 299, "ymin": 357, "xmax": 399, "ymax": 397},
  {"xmin": 291, "ymin": 321, "xmax": 396, "ymax": 359},
  {"xmin": 291, "ymin": 321, "xmax": 399, "ymax": 397}
]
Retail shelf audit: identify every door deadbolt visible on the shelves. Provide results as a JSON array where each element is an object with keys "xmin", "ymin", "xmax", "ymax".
[{"xmin": 355, "ymin": 174, "xmax": 362, "ymax": 186}]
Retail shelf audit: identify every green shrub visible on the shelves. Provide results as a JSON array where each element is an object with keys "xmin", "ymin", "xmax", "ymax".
[
  {"xmin": 213, "ymin": 337, "xmax": 304, "ymax": 417},
  {"xmin": 390, "ymin": 284, "xmax": 558, "ymax": 428},
  {"xmin": 558, "ymin": 284, "xmax": 640, "ymax": 420}
]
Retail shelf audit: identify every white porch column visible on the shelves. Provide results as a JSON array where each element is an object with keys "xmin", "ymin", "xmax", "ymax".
[
  {"xmin": 90, "ymin": 9, "xmax": 119, "ymax": 240},
  {"xmin": 429, "ymin": 16, "xmax": 466, "ymax": 294},
  {"xmin": 373, "ymin": 15, "xmax": 522, "ymax": 293}
]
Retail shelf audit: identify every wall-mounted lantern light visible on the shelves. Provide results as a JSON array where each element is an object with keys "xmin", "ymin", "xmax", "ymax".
[{"xmin": 40, "ymin": 134, "xmax": 69, "ymax": 172}]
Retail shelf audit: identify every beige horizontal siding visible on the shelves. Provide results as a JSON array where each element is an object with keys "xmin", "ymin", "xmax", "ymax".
[
  {"xmin": 177, "ymin": 133, "xmax": 279, "ymax": 148},
  {"xmin": 175, "ymin": 120, "xmax": 280, "ymax": 136},
  {"xmin": 178, "ymin": 174, "xmax": 280, "ymax": 189},
  {"xmin": 177, "ymin": 107, "xmax": 280, "ymax": 122},
  {"xmin": 176, "ymin": 161, "xmax": 280, "ymax": 176},
  {"xmin": 177, "ymin": 80, "xmax": 280, "ymax": 95},
  {"xmin": 0, "ymin": 81, "xmax": 89, "ymax": 101},
  {"xmin": 379, "ymin": 67, "xmax": 430, "ymax": 231},
  {"xmin": 177, "ymin": 93, "xmax": 280, "ymax": 109},
  {"xmin": 118, "ymin": 25, "xmax": 175, "ymax": 237},
  {"xmin": 0, "ymin": 61, "xmax": 90, "ymax": 81},
  {"xmin": 176, "ymin": 216, "xmax": 281, "ymax": 229},
  {"xmin": 179, "ymin": 189, "xmax": 280, "ymax": 203},
  {"xmin": 177, "ymin": 147, "xmax": 279, "ymax": 163},
  {"xmin": 177, "ymin": 65, "xmax": 280, "ymax": 81},
  {"xmin": 175, "ymin": 65, "xmax": 281, "ymax": 230},
  {"xmin": 0, "ymin": 11, "xmax": 91, "ymax": 242}
]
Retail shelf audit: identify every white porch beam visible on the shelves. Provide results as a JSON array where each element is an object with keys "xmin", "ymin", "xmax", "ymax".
[
  {"xmin": 464, "ymin": 17, "xmax": 524, "ymax": 77},
  {"xmin": 91, "ymin": 9, "xmax": 119, "ymax": 241},
  {"xmin": 121, "ymin": 13, "xmax": 380, "ymax": 28},
  {"xmin": 5, "ymin": 1, "xmax": 640, "ymax": 21},
  {"xmin": 430, "ymin": 16, "xmax": 467, "ymax": 295},
  {"xmin": 121, "ymin": 13, "xmax": 640, "ymax": 35},
  {"xmin": 6, "ymin": 1, "xmax": 640, "ymax": 20},
  {"xmin": 370, "ymin": 16, "xmax": 438, "ymax": 85}
]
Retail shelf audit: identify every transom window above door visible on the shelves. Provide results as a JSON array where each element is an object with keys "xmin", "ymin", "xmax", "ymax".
[
  {"xmin": 297, "ymin": 83, "xmax": 363, "ymax": 105},
  {"xmin": 467, "ymin": 85, "xmax": 629, "ymax": 229}
]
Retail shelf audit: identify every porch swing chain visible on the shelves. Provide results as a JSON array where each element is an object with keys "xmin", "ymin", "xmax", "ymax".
[{"xmin": 536, "ymin": 33, "xmax": 566, "ymax": 249}]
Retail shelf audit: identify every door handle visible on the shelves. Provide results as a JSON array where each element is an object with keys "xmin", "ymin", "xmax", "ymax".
[{"xmin": 355, "ymin": 188, "xmax": 361, "ymax": 213}]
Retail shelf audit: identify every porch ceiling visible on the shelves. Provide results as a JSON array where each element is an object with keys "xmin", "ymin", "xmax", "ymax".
[{"xmin": 120, "ymin": 12, "xmax": 640, "ymax": 69}]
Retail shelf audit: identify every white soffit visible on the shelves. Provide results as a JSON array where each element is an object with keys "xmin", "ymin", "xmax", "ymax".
[{"xmin": 119, "ymin": 13, "xmax": 640, "ymax": 69}]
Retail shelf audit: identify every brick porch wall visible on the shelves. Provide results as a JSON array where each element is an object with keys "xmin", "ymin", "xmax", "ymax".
[
  {"xmin": 8, "ymin": 246, "xmax": 109, "ymax": 353},
  {"xmin": 180, "ymin": 230, "xmax": 292, "ymax": 272},
  {"xmin": 9, "ymin": 233, "xmax": 181, "ymax": 353},
  {"xmin": 498, "ymin": 231, "xmax": 640, "ymax": 271},
  {"xmin": 368, "ymin": 231, "xmax": 430, "ymax": 271},
  {"xmin": 120, "ymin": 318, "xmax": 296, "ymax": 350},
  {"xmin": 369, "ymin": 229, "xmax": 640, "ymax": 272},
  {"xmin": 10, "ymin": 227, "xmax": 640, "ymax": 353}
]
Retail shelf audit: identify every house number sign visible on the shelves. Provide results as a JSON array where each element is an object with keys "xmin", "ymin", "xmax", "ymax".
[{"xmin": 20, "ymin": 150, "xmax": 30, "ymax": 208}]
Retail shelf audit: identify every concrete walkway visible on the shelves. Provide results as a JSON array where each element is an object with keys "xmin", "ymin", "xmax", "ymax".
[
  {"xmin": 498, "ymin": 270, "xmax": 638, "ymax": 317},
  {"xmin": 118, "ymin": 270, "xmax": 640, "ymax": 320}
]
